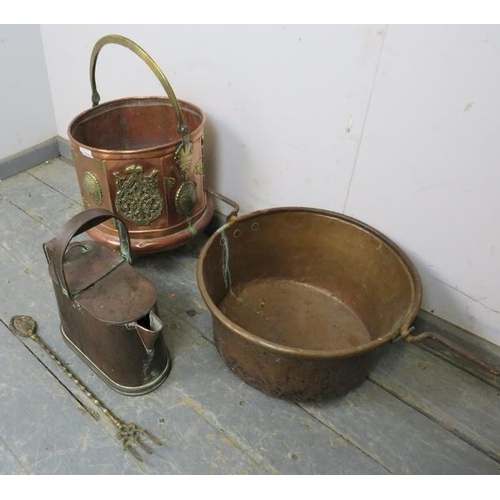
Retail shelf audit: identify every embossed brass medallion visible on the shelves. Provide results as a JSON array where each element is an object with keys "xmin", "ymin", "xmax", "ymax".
[
  {"xmin": 114, "ymin": 165, "xmax": 163, "ymax": 226},
  {"xmin": 82, "ymin": 171, "xmax": 102, "ymax": 206},
  {"xmin": 175, "ymin": 181, "xmax": 197, "ymax": 217}
]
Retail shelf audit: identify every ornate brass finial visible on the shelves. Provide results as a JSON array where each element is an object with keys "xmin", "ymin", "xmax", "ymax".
[{"xmin": 174, "ymin": 140, "xmax": 193, "ymax": 179}]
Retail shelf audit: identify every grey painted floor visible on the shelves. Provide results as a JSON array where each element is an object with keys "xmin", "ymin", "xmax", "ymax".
[{"xmin": 1, "ymin": 158, "xmax": 499, "ymax": 475}]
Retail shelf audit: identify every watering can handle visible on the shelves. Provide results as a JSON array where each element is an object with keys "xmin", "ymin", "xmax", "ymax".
[
  {"xmin": 44, "ymin": 209, "xmax": 132, "ymax": 301},
  {"xmin": 89, "ymin": 34, "xmax": 190, "ymax": 145}
]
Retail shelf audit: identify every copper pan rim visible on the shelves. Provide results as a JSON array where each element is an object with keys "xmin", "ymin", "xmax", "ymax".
[{"xmin": 197, "ymin": 206, "xmax": 423, "ymax": 360}]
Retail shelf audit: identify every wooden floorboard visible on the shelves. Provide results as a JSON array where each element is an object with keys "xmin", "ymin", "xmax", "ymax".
[
  {"xmin": 412, "ymin": 312, "xmax": 500, "ymax": 390},
  {"xmin": 27, "ymin": 159, "xmax": 82, "ymax": 204},
  {"xmin": 1, "ymin": 158, "xmax": 499, "ymax": 474},
  {"xmin": 0, "ymin": 168, "xmax": 82, "ymax": 234},
  {"xmin": 134, "ymin": 250, "xmax": 214, "ymax": 339},
  {"xmin": 0, "ymin": 321, "xmax": 146, "ymax": 474},
  {"xmin": 0, "ymin": 436, "xmax": 27, "ymax": 474},
  {"xmin": 300, "ymin": 379, "xmax": 500, "ymax": 474},
  {"xmin": 369, "ymin": 342, "xmax": 500, "ymax": 462},
  {"xmin": 166, "ymin": 336, "xmax": 388, "ymax": 475},
  {"xmin": 0, "ymin": 196, "xmax": 56, "ymax": 280}
]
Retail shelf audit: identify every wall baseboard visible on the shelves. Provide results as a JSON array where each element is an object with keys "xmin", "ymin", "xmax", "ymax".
[
  {"xmin": 57, "ymin": 136, "xmax": 72, "ymax": 163},
  {"xmin": 0, "ymin": 137, "xmax": 60, "ymax": 180}
]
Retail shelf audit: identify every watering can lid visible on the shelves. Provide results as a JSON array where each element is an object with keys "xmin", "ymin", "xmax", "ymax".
[
  {"xmin": 48, "ymin": 240, "xmax": 158, "ymax": 324},
  {"xmin": 76, "ymin": 261, "xmax": 157, "ymax": 323}
]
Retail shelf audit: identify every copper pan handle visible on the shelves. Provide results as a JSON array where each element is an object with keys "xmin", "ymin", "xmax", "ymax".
[
  {"xmin": 206, "ymin": 189, "xmax": 240, "ymax": 223},
  {"xmin": 400, "ymin": 328, "xmax": 500, "ymax": 376},
  {"xmin": 89, "ymin": 34, "xmax": 190, "ymax": 145}
]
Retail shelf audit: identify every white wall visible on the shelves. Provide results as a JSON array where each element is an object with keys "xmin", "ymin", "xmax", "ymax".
[
  {"xmin": 40, "ymin": 24, "xmax": 500, "ymax": 347},
  {"xmin": 41, "ymin": 24, "xmax": 384, "ymax": 212},
  {"xmin": 0, "ymin": 25, "xmax": 56, "ymax": 159},
  {"xmin": 345, "ymin": 25, "xmax": 500, "ymax": 347}
]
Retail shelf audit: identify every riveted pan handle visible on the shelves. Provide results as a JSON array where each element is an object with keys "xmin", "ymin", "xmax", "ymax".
[
  {"xmin": 397, "ymin": 327, "xmax": 500, "ymax": 376},
  {"xmin": 44, "ymin": 209, "xmax": 131, "ymax": 301},
  {"xmin": 89, "ymin": 34, "xmax": 190, "ymax": 146},
  {"xmin": 206, "ymin": 189, "xmax": 240, "ymax": 223}
]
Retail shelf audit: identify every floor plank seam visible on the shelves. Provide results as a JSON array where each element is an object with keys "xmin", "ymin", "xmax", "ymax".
[
  {"xmin": 295, "ymin": 402, "xmax": 393, "ymax": 474},
  {"xmin": 0, "ymin": 433, "xmax": 31, "ymax": 474},
  {"xmin": 0, "ymin": 317, "xmax": 118, "ymax": 435},
  {"xmin": 166, "ymin": 335, "xmax": 279, "ymax": 475},
  {"xmin": 155, "ymin": 302, "xmax": 211, "ymax": 342},
  {"xmin": 170, "ymin": 383, "xmax": 279, "ymax": 475},
  {"xmin": 413, "ymin": 343, "xmax": 500, "ymax": 391},
  {"xmin": 200, "ymin": 331, "xmax": 215, "ymax": 346},
  {"xmin": 0, "ymin": 240, "xmax": 48, "ymax": 283},
  {"xmin": 368, "ymin": 376, "xmax": 500, "ymax": 464},
  {"xmin": 56, "ymin": 156, "xmax": 74, "ymax": 168},
  {"xmin": 1, "ymin": 197, "xmax": 56, "ymax": 234},
  {"xmin": 27, "ymin": 167, "xmax": 82, "ymax": 206}
]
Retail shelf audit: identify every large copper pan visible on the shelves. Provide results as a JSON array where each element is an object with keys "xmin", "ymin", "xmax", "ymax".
[{"xmin": 197, "ymin": 207, "xmax": 499, "ymax": 401}]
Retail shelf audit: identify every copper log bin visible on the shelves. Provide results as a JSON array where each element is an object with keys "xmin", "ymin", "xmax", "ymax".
[
  {"xmin": 197, "ymin": 207, "xmax": 422, "ymax": 401},
  {"xmin": 68, "ymin": 35, "xmax": 213, "ymax": 254}
]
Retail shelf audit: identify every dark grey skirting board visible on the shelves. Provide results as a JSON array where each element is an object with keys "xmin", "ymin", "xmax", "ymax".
[{"xmin": 0, "ymin": 137, "xmax": 60, "ymax": 180}]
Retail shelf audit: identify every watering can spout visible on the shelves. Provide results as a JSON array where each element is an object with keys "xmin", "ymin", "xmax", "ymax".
[{"xmin": 134, "ymin": 311, "xmax": 163, "ymax": 355}]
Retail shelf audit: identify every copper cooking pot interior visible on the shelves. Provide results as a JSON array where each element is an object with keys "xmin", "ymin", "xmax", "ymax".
[{"xmin": 197, "ymin": 207, "xmax": 422, "ymax": 401}]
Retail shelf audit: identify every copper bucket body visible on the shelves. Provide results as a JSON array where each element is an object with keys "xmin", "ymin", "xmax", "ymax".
[
  {"xmin": 197, "ymin": 207, "xmax": 422, "ymax": 401},
  {"xmin": 68, "ymin": 35, "xmax": 213, "ymax": 254}
]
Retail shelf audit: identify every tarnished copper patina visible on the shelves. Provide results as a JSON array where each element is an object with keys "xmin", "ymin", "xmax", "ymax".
[
  {"xmin": 68, "ymin": 35, "xmax": 213, "ymax": 254},
  {"xmin": 44, "ymin": 208, "xmax": 170, "ymax": 395},
  {"xmin": 198, "ymin": 206, "xmax": 500, "ymax": 401},
  {"xmin": 197, "ymin": 207, "xmax": 422, "ymax": 401}
]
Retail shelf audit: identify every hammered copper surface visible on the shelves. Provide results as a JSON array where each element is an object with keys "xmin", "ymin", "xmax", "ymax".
[{"xmin": 197, "ymin": 208, "xmax": 422, "ymax": 401}]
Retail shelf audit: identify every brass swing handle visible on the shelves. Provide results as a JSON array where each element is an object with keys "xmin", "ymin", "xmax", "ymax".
[{"xmin": 89, "ymin": 34, "xmax": 191, "ymax": 147}]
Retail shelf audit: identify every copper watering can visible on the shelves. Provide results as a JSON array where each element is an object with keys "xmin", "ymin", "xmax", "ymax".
[{"xmin": 43, "ymin": 208, "xmax": 170, "ymax": 395}]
